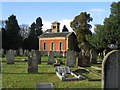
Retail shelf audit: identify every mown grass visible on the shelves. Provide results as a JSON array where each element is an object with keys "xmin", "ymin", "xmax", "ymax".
[{"xmin": 2, "ymin": 56, "xmax": 101, "ymax": 89}]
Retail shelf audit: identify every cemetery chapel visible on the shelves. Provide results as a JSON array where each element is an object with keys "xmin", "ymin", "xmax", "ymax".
[{"xmin": 38, "ymin": 21, "xmax": 76, "ymax": 56}]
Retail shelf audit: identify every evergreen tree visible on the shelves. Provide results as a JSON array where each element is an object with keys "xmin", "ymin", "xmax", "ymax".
[
  {"xmin": 5, "ymin": 15, "xmax": 23, "ymax": 49},
  {"xmin": 70, "ymin": 12, "xmax": 93, "ymax": 50},
  {"xmin": 62, "ymin": 25, "xmax": 69, "ymax": 32},
  {"xmin": 87, "ymin": 1, "xmax": 120, "ymax": 50}
]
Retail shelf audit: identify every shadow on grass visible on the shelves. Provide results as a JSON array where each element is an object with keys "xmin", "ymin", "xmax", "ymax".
[{"xmin": 2, "ymin": 72, "xmax": 55, "ymax": 74}]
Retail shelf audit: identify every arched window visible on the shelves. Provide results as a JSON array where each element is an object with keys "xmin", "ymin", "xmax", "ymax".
[
  {"xmin": 59, "ymin": 42, "xmax": 62, "ymax": 51},
  {"xmin": 51, "ymin": 42, "xmax": 54, "ymax": 51},
  {"xmin": 43, "ymin": 42, "xmax": 46, "ymax": 50}
]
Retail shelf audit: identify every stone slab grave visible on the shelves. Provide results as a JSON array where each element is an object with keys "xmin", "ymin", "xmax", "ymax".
[
  {"xmin": 48, "ymin": 51, "xmax": 55, "ymax": 64},
  {"xmin": 66, "ymin": 50, "xmax": 76, "ymax": 67},
  {"xmin": 36, "ymin": 83, "xmax": 54, "ymax": 90},
  {"xmin": 102, "ymin": 50, "xmax": 120, "ymax": 89},
  {"xmin": 28, "ymin": 50, "xmax": 38, "ymax": 74},
  {"xmin": 55, "ymin": 66, "xmax": 85, "ymax": 81},
  {"xmin": 6, "ymin": 49, "xmax": 15, "ymax": 64}
]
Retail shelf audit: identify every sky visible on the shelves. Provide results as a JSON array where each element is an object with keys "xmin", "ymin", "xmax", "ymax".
[{"xmin": 1, "ymin": 2, "xmax": 116, "ymax": 32}]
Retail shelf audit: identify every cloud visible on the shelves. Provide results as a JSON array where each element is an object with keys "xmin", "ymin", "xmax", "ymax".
[
  {"xmin": 91, "ymin": 8, "xmax": 104, "ymax": 12},
  {"xmin": 90, "ymin": 8, "xmax": 105, "ymax": 15},
  {"xmin": 42, "ymin": 19, "xmax": 73, "ymax": 32}
]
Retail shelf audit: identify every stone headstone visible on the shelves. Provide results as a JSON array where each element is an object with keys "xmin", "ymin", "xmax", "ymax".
[
  {"xmin": 28, "ymin": 50, "xmax": 38, "ymax": 74},
  {"xmin": 13, "ymin": 50, "xmax": 17, "ymax": 56},
  {"xmin": 36, "ymin": 50, "xmax": 41, "ymax": 64},
  {"xmin": 6, "ymin": 49, "xmax": 15, "ymax": 64},
  {"xmin": 102, "ymin": 50, "xmax": 120, "ymax": 89},
  {"xmin": 53, "ymin": 51, "xmax": 57, "ymax": 57},
  {"xmin": 0, "ymin": 49, "xmax": 4, "ymax": 58},
  {"xmin": 78, "ymin": 51, "xmax": 82, "ymax": 66},
  {"xmin": 90, "ymin": 49, "xmax": 97, "ymax": 64},
  {"xmin": 48, "ymin": 51, "xmax": 55, "ymax": 64},
  {"xmin": 66, "ymin": 50, "xmax": 76, "ymax": 67},
  {"xmin": 19, "ymin": 48, "xmax": 23, "ymax": 56},
  {"xmin": 78, "ymin": 50, "xmax": 91, "ymax": 67},
  {"xmin": 36, "ymin": 83, "xmax": 54, "ymax": 90},
  {"xmin": 59, "ymin": 51, "xmax": 63, "ymax": 57},
  {"xmin": 24, "ymin": 49, "xmax": 28, "ymax": 56}
]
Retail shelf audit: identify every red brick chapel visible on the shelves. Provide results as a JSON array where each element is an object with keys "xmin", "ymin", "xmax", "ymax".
[{"xmin": 38, "ymin": 21, "xmax": 76, "ymax": 56}]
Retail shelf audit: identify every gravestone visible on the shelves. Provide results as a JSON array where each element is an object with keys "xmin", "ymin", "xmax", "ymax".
[
  {"xmin": 24, "ymin": 49, "xmax": 28, "ymax": 56},
  {"xmin": 59, "ymin": 51, "xmax": 63, "ymax": 58},
  {"xmin": 90, "ymin": 49, "xmax": 97, "ymax": 64},
  {"xmin": 102, "ymin": 50, "xmax": 120, "ymax": 89},
  {"xmin": 36, "ymin": 83, "xmax": 54, "ymax": 90},
  {"xmin": 78, "ymin": 51, "xmax": 82, "ymax": 66},
  {"xmin": 13, "ymin": 50, "xmax": 17, "ymax": 56},
  {"xmin": 66, "ymin": 50, "xmax": 76, "ymax": 67},
  {"xmin": 19, "ymin": 48, "xmax": 23, "ymax": 56},
  {"xmin": 78, "ymin": 50, "xmax": 91, "ymax": 67},
  {"xmin": 28, "ymin": 50, "xmax": 38, "ymax": 74},
  {"xmin": 0, "ymin": 49, "xmax": 4, "ymax": 58},
  {"xmin": 36, "ymin": 50, "xmax": 41, "ymax": 64},
  {"xmin": 48, "ymin": 51, "xmax": 55, "ymax": 64},
  {"xmin": 6, "ymin": 49, "xmax": 15, "ymax": 64},
  {"xmin": 53, "ymin": 51, "xmax": 57, "ymax": 57}
]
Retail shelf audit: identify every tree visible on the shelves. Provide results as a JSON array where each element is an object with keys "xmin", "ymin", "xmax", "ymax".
[
  {"xmin": 2, "ymin": 28, "xmax": 7, "ymax": 50},
  {"xmin": 35, "ymin": 17, "xmax": 43, "ymax": 36},
  {"xmin": 87, "ymin": 1, "xmax": 120, "ymax": 50},
  {"xmin": 24, "ymin": 17, "xmax": 43, "ymax": 50},
  {"xmin": 103, "ymin": 1, "xmax": 120, "ymax": 47},
  {"xmin": 62, "ymin": 25, "xmax": 69, "ymax": 32},
  {"xmin": 35, "ymin": 17, "xmax": 43, "ymax": 49},
  {"xmin": 86, "ymin": 24, "xmax": 107, "ymax": 51},
  {"xmin": 5, "ymin": 15, "xmax": 23, "ymax": 50},
  {"xmin": 70, "ymin": 12, "xmax": 93, "ymax": 50}
]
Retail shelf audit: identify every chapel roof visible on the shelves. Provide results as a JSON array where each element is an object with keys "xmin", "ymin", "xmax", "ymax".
[{"xmin": 38, "ymin": 32, "xmax": 73, "ymax": 38}]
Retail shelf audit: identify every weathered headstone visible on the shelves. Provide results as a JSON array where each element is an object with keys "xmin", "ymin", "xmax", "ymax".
[
  {"xmin": 36, "ymin": 50, "xmax": 41, "ymax": 64},
  {"xmin": 13, "ymin": 50, "xmax": 17, "ymax": 56},
  {"xmin": 59, "ymin": 51, "xmax": 63, "ymax": 58},
  {"xmin": 19, "ymin": 48, "xmax": 23, "ymax": 56},
  {"xmin": 0, "ymin": 49, "xmax": 4, "ymax": 58},
  {"xmin": 53, "ymin": 51, "xmax": 57, "ymax": 57},
  {"xmin": 102, "ymin": 50, "xmax": 120, "ymax": 89},
  {"xmin": 66, "ymin": 50, "xmax": 76, "ymax": 67},
  {"xmin": 24, "ymin": 49, "xmax": 28, "ymax": 56},
  {"xmin": 90, "ymin": 49, "xmax": 97, "ymax": 64},
  {"xmin": 78, "ymin": 51, "xmax": 82, "ymax": 66},
  {"xmin": 36, "ymin": 83, "xmax": 54, "ymax": 90},
  {"xmin": 28, "ymin": 50, "xmax": 38, "ymax": 74},
  {"xmin": 78, "ymin": 50, "xmax": 91, "ymax": 67},
  {"xmin": 48, "ymin": 51, "xmax": 54, "ymax": 64},
  {"xmin": 6, "ymin": 49, "xmax": 15, "ymax": 64}
]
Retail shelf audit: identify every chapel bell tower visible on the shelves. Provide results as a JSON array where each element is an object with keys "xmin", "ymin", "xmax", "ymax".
[{"xmin": 51, "ymin": 21, "xmax": 60, "ymax": 33}]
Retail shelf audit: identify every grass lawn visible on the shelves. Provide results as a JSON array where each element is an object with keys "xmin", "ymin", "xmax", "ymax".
[{"xmin": 2, "ymin": 56, "xmax": 101, "ymax": 89}]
